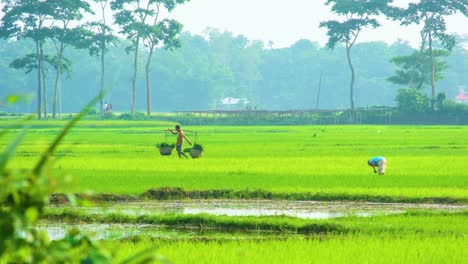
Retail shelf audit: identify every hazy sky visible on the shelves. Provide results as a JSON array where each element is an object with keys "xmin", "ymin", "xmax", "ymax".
[{"xmin": 163, "ymin": 0, "xmax": 468, "ymax": 48}]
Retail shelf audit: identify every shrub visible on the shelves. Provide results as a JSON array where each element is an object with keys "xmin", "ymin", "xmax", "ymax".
[
  {"xmin": 87, "ymin": 108, "xmax": 98, "ymax": 115},
  {"xmin": 103, "ymin": 112, "xmax": 117, "ymax": 120},
  {"xmin": 119, "ymin": 112, "xmax": 148, "ymax": 120},
  {"xmin": 396, "ymin": 88, "xmax": 430, "ymax": 113},
  {"xmin": 440, "ymin": 100, "xmax": 468, "ymax": 113}
]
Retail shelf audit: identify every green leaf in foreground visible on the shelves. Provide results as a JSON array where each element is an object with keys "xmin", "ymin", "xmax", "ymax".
[{"xmin": 1, "ymin": 91, "xmax": 165, "ymax": 263}]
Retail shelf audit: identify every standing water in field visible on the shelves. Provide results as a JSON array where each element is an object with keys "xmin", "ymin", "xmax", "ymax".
[
  {"xmin": 48, "ymin": 200, "xmax": 467, "ymax": 219},
  {"xmin": 41, "ymin": 200, "xmax": 467, "ymax": 240}
]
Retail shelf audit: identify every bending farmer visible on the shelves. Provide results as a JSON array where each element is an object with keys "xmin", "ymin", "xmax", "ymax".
[
  {"xmin": 368, "ymin": 156, "xmax": 387, "ymax": 175},
  {"xmin": 168, "ymin": 125, "xmax": 192, "ymax": 158}
]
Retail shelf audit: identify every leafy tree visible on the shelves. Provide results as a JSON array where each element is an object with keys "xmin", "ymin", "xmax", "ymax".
[
  {"xmin": 47, "ymin": 0, "xmax": 93, "ymax": 119},
  {"xmin": 388, "ymin": 49, "xmax": 449, "ymax": 89},
  {"xmin": 2, "ymin": 30, "xmax": 468, "ymax": 113},
  {"xmin": 258, "ymin": 39, "xmax": 323, "ymax": 109},
  {"xmin": 435, "ymin": 92, "xmax": 446, "ymax": 110},
  {"xmin": 9, "ymin": 53, "xmax": 72, "ymax": 79},
  {"xmin": 227, "ymin": 35, "xmax": 263, "ymax": 104},
  {"xmin": 320, "ymin": 0, "xmax": 391, "ymax": 112},
  {"xmin": 141, "ymin": 3, "xmax": 185, "ymax": 115},
  {"xmin": 111, "ymin": 0, "xmax": 188, "ymax": 116},
  {"xmin": 111, "ymin": 0, "xmax": 187, "ymax": 115},
  {"xmin": 154, "ymin": 32, "xmax": 221, "ymax": 110},
  {"xmin": 0, "ymin": 0, "xmax": 54, "ymax": 119},
  {"xmin": 198, "ymin": 29, "xmax": 264, "ymax": 107},
  {"xmin": 439, "ymin": 98, "xmax": 468, "ymax": 113},
  {"xmin": 111, "ymin": 0, "xmax": 145, "ymax": 115},
  {"xmin": 9, "ymin": 53, "xmax": 43, "ymax": 74},
  {"xmin": 395, "ymin": 88, "xmax": 430, "ymax": 113},
  {"xmin": 393, "ymin": 0, "xmax": 467, "ymax": 110},
  {"xmin": 89, "ymin": 0, "xmax": 117, "ymax": 118}
]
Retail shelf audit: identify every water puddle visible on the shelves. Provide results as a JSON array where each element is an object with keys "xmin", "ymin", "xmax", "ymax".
[
  {"xmin": 38, "ymin": 223, "xmax": 155, "ymax": 240},
  {"xmin": 41, "ymin": 200, "xmax": 467, "ymax": 240},
  {"xmin": 48, "ymin": 200, "xmax": 467, "ymax": 219},
  {"xmin": 37, "ymin": 222, "xmax": 298, "ymax": 241}
]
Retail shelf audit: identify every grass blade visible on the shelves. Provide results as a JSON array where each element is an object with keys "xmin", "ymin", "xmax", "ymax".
[
  {"xmin": 33, "ymin": 92, "xmax": 103, "ymax": 175},
  {"xmin": 0, "ymin": 123, "xmax": 30, "ymax": 171},
  {"xmin": 0, "ymin": 115, "xmax": 33, "ymax": 171}
]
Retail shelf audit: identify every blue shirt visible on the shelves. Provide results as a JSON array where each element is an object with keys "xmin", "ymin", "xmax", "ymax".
[{"xmin": 369, "ymin": 156, "xmax": 385, "ymax": 165}]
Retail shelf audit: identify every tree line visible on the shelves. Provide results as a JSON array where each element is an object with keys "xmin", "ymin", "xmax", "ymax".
[
  {"xmin": 0, "ymin": 0, "xmax": 187, "ymax": 119},
  {"xmin": 1, "ymin": 0, "xmax": 467, "ymax": 118}
]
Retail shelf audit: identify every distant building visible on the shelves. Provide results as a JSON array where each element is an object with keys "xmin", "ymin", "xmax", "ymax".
[{"xmin": 217, "ymin": 97, "xmax": 250, "ymax": 110}]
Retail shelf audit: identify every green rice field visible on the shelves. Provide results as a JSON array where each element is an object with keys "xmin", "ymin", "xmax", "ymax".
[
  {"xmin": 2, "ymin": 121, "xmax": 467, "ymax": 200},
  {"xmin": 113, "ymin": 234, "xmax": 467, "ymax": 264},
  {"xmin": 82, "ymin": 210, "xmax": 467, "ymax": 263},
  {"xmin": 1, "ymin": 120, "xmax": 467, "ymax": 263}
]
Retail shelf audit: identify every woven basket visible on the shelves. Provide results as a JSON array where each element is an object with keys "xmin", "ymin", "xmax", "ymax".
[
  {"xmin": 159, "ymin": 146, "xmax": 173, "ymax": 156},
  {"xmin": 189, "ymin": 149, "xmax": 203, "ymax": 158}
]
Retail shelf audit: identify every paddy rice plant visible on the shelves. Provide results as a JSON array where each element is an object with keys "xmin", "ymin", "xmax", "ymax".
[
  {"xmin": 111, "ymin": 234, "xmax": 467, "ymax": 264},
  {"xmin": 101, "ymin": 210, "xmax": 468, "ymax": 263},
  {"xmin": 1, "ymin": 124, "xmax": 466, "ymax": 201},
  {"xmin": 42, "ymin": 209, "xmax": 468, "ymax": 236},
  {"xmin": 2, "ymin": 118, "xmax": 466, "ymax": 263}
]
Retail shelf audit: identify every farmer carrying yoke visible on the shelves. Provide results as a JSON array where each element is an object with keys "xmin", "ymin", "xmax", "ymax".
[{"xmin": 168, "ymin": 125, "xmax": 192, "ymax": 158}]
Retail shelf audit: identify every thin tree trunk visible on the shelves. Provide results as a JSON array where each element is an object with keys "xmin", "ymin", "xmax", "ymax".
[
  {"xmin": 42, "ymin": 62, "xmax": 47, "ymax": 119},
  {"xmin": 131, "ymin": 38, "xmax": 140, "ymax": 115},
  {"xmin": 146, "ymin": 47, "xmax": 154, "ymax": 115},
  {"xmin": 59, "ymin": 77, "xmax": 62, "ymax": 119},
  {"xmin": 53, "ymin": 68, "xmax": 58, "ymax": 119},
  {"xmin": 315, "ymin": 71, "xmax": 323, "ymax": 110},
  {"xmin": 346, "ymin": 45, "xmax": 355, "ymax": 112},
  {"xmin": 100, "ymin": 47, "xmax": 105, "ymax": 118},
  {"xmin": 100, "ymin": 3, "xmax": 106, "ymax": 119},
  {"xmin": 146, "ymin": 3, "xmax": 160, "ymax": 116},
  {"xmin": 53, "ymin": 49, "xmax": 62, "ymax": 119},
  {"xmin": 40, "ymin": 44, "xmax": 47, "ymax": 118},
  {"xmin": 36, "ymin": 41, "xmax": 42, "ymax": 119},
  {"xmin": 428, "ymin": 30, "xmax": 436, "ymax": 111}
]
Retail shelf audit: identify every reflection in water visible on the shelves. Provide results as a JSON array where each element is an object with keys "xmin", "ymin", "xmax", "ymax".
[
  {"xmin": 42, "ymin": 200, "xmax": 467, "ymax": 240},
  {"xmin": 37, "ymin": 223, "xmax": 299, "ymax": 241},
  {"xmin": 38, "ymin": 224, "xmax": 164, "ymax": 240},
  {"xmin": 49, "ymin": 200, "xmax": 466, "ymax": 219}
]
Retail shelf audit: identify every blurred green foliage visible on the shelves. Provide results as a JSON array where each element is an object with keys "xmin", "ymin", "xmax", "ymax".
[{"xmin": 0, "ymin": 96, "xmax": 166, "ymax": 263}]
